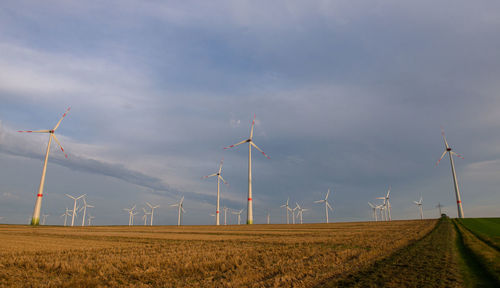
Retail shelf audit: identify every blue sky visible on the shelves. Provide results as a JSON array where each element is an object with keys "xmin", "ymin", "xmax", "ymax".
[{"xmin": 1, "ymin": 1, "xmax": 499, "ymax": 225}]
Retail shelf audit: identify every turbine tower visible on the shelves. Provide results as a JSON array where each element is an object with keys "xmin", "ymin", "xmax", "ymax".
[
  {"xmin": 171, "ymin": 196, "xmax": 185, "ymax": 226},
  {"xmin": 413, "ymin": 197, "xmax": 424, "ymax": 220},
  {"xmin": 202, "ymin": 158, "xmax": 227, "ymax": 226},
  {"xmin": 18, "ymin": 107, "xmax": 71, "ymax": 225},
  {"xmin": 66, "ymin": 194, "xmax": 85, "ymax": 227},
  {"xmin": 124, "ymin": 205, "xmax": 137, "ymax": 226},
  {"xmin": 437, "ymin": 128, "xmax": 465, "ymax": 218},
  {"xmin": 224, "ymin": 114, "xmax": 270, "ymax": 224},
  {"xmin": 146, "ymin": 202, "xmax": 160, "ymax": 226},
  {"xmin": 314, "ymin": 189, "xmax": 333, "ymax": 223}
]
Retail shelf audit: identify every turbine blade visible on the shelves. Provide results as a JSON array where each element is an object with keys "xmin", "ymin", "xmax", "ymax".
[
  {"xmin": 202, "ymin": 173, "xmax": 218, "ymax": 179},
  {"xmin": 53, "ymin": 107, "xmax": 71, "ymax": 131},
  {"xmin": 65, "ymin": 194, "xmax": 76, "ymax": 199},
  {"xmin": 327, "ymin": 202, "xmax": 333, "ymax": 211},
  {"xmin": 218, "ymin": 158, "xmax": 224, "ymax": 174},
  {"xmin": 51, "ymin": 134, "xmax": 68, "ymax": 158},
  {"xmin": 325, "ymin": 189, "xmax": 330, "ymax": 200},
  {"xmin": 250, "ymin": 142, "xmax": 270, "ymax": 159},
  {"xmin": 250, "ymin": 114, "xmax": 256, "ymax": 139},
  {"xmin": 218, "ymin": 175, "xmax": 227, "ymax": 185},
  {"xmin": 436, "ymin": 150, "xmax": 447, "ymax": 166},
  {"xmin": 368, "ymin": 202, "xmax": 375, "ymax": 208},
  {"xmin": 314, "ymin": 200, "xmax": 324, "ymax": 203},
  {"xmin": 224, "ymin": 139, "xmax": 247, "ymax": 150},
  {"xmin": 146, "ymin": 202, "xmax": 153, "ymax": 208},
  {"xmin": 451, "ymin": 151, "xmax": 464, "ymax": 159},
  {"xmin": 386, "ymin": 186, "xmax": 391, "ymax": 198},
  {"xmin": 441, "ymin": 127, "xmax": 450, "ymax": 149},
  {"xmin": 17, "ymin": 129, "xmax": 51, "ymax": 133}
]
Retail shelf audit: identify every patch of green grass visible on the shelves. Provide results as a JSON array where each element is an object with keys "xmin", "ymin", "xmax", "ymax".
[{"xmin": 459, "ymin": 218, "xmax": 500, "ymax": 250}]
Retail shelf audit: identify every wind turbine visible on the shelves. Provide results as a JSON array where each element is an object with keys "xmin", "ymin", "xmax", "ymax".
[
  {"xmin": 60, "ymin": 207, "xmax": 71, "ymax": 226},
  {"xmin": 171, "ymin": 196, "xmax": 185, "ymax": 226},
  {"xmin": 314, "ymin": 189, "xmax": 333, "ymax": 223},
  {"xmin": 280, "ymin": 198, "xmax": 291, "ymax": 224},
  {"xmin": 413, "ymin": 197, "xmax": 424, "ymax": 220},
  {"xmin": 66, "ymin": 194, "xmax": 85, "ymax": 227},
  {"xmin": 291, "ymin": 204, "xmax": 298, "ymax": 224},
  {"xmin": 295, "ymin": 203, "xmax": 307, "ymax": 224},
  {"xmin": 142, "ymin": 208, "xmax": 151, "ymax": 226},
  {"xmin": 87, "ymin": 215, "xmax": 95, "ymax": 226},
  {"xmin": 223, "ymin": 206, "xmax": 230, "ymax": 225},
  {"xmin": 437, "ymin": 128, "xmax": 465, "ymax": 218},
  {"xmin": 124, "ymin": 205, "xmax": 137, "ymax": 226},
  {"xmin": 41, "ymin": 214, "xmax": 49, "ymax": 225},
  {"xmin": 232, "ymin": 209, "xmax": 244, "ymax": 225},
  {"xmin": 376, "ymin": 186, "xmax": 392, "ymax": 221},
  {"xmin": 80, "ymin": 197, "xmax": 94, "ymax": 227},
  {"xmin": 368, "ymin": 202, "xmax": 378, "ymax": 221},
  {"xmin": 202, "ymin": 158, "xmax": 227, "ymax": 226},
  {"xmin": 146, "ymin": 202, "xmax": 159, "ymax": 226},
  {"xmin": 224, "ymin": 114, "xmax": 270, "ymax": 224},
  {"xmin": 267, "ymin": 210, "xmax": 270, "ymax": 224},
  {"xmin": 18, "ymin": 107, "xmax": 71, "ymax": 225},
  {"xmin": 436, "ymin": 202, "xmax": 444, "ymax": 217}
]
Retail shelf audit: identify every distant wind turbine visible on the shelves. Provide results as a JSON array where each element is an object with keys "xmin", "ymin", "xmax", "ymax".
[
  {"xmin": 314, "ymin": 189, "xmax": 333, "ymax": 223},
  {"xmin": 223, "ymin": 206, "xmax": 230, "ymax": 225},
  {"xmin": 66, "ymin": 194, "xmax": 85, "ymax": 227},
  {"xmin": 437, "ymin": 128, "xmax": 465, "ymax": 218},
  {"xmin": 280, "ymin": 198, "xmax": 291, "ymax": 224},
  {"xmin": 436, "ymin": 202, "xmax": 444, "ymax": 217},
  {"xmin": 146, "ymin": 202, "xmax": 159, "ymax": 226},
  {"xmin": 376, "ymin": 186, "xmax": 392, "ymax": 221},
  {"xmin": 87, "ymin": 215, "xmax": 95, "ymax": 226},
  {"xmin": 124, "ymin": 205, "xmax": 137, "ymax": 226},
  {"xmin": 202, "ymin": 158, "xmax": 227, "ymax": 226},
  {"xmin": 142, "ymin": 208, "xmax": 151, "ymax": 226},
  {"xmin": 18, "ymin": 107, "xmax": 71, "ymax": 225},
  {"xmin": 80, "ymin": 197, "xmax": 94, "ymax": 227},
  {"xmin": 413, "ymin": 197, "xmax": 424, "ymax": 220},
  {"xmin": 232, "ymin": 209, "xmax": 244, "ymax": 225},
  {"xmin": 41, "ymin": 214, "xmax": 49, "ymax": 225},
  {"xmin": 171, "ymin": 197, "xmax": 185, "ymax": 226},
  {"xmin": 224, "ymin": 114, "xmax": 270, "ymax": 224},
  {"xmin": 60, "ymin": 207, "xmax": 71, "ymax": 226},
  {"xmin": 295, "ymin": 203, "xmax": 307, "ymax": 224}
]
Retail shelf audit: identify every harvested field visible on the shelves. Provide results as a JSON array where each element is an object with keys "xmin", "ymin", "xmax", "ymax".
[{"xmin": 0, "ymin": 220, "xmax": 436, "ymax": 287}]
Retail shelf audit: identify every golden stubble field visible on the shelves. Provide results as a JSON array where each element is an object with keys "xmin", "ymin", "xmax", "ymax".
[{"xmin": 0, "ymin": 220, "xmax": 437, "ymax": 287}]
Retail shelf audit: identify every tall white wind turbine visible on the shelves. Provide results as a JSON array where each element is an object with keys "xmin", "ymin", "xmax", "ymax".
[
  {"xmin": 295, "ymin": 203, "xmax": 307, "ymax": 224},
  {"xmin": 232, "ymin": 209, "xmax": 244, "ymax": 225},
  {"xmin": 280, "ymin": 198, "xmax": 291, "ymax": 224},
  {"xmin": 66, "ymin": 194, "xmax": 85, "ymax": 227},
  {"xmin": 413, "ymin": 197, "xmax": 424, "ymax": 220},
  {"xmin": 80, "ymin": 197, "xmax": 94, "ymax": 227},
  {"xmin": 142, "ymin": 208, "xmax": 151, "ymax": 226},
  {"xmin": 224, "ymin": 114, "xmax": 270, "ymax": 224},
  {"xmin": 376, "ymin": 186, "xmax": 392, "ymax": 221},
  {"xmin": 314, "ymin": 189, "xmax": 333, "ymax": 223},
  {"xmin": 171, "ymin": 196, "xmax": 185, "ymax": 226},
  {"xmin": 437, "ymin": 128, "xmax": 465, "ymax": 218},
  {"xmin": 146, "ymin": 202, "xmax": 160, "ymax": 226},
  {"xmin": 18, "ymin": 107, "xmax": 71, "ymax": 225},
  {"xmin": 124, "ymin": 205, "xmax": 137, "ymax": 226},
  {"xmin": 60, "ymin": 207, "xmax": 71, "ymax": 226},
  {"xmin": 202, "ymin": 158, "xmax": 227, "ymax": 226},
  {"xmin": 368, "ymin": 202, "xmax": 378, "ymax": 221},
  {"xmin": 223, "ymin": 206, "xmax": 230, "ymax": 225}
]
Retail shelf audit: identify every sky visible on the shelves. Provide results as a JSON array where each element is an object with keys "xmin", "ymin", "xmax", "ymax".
[{"xmin": 0, "ymin": 0, "xmax": 499, "ymax": 225}]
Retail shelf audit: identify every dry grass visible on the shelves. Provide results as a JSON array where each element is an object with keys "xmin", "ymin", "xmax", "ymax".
[{"xmin": 0, "ymin": 220, "xmax": 436, "ymax": 287}]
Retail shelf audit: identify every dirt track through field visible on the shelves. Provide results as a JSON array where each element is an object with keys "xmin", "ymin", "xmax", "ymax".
[{"xmin": 322, "ymin": 218, "xmax": 463, "ymax": 288}]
